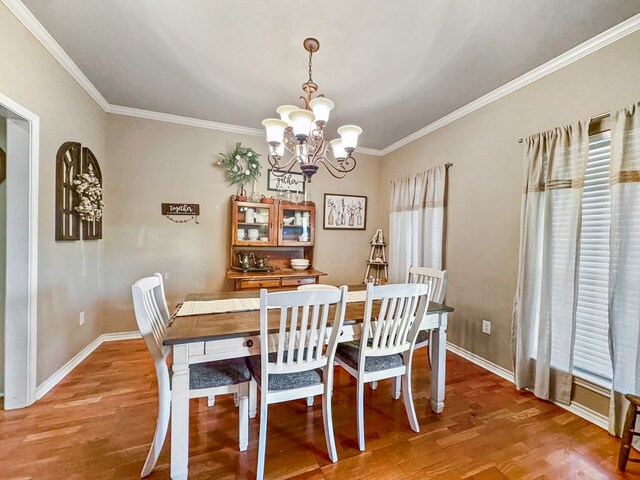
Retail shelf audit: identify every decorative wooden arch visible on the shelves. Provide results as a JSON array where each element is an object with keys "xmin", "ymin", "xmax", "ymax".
[
  {"xmin": 0, "ymin": 147, "xmax": 6, "ymax": 184},
  {"xmin": 55, "ymin": 142, "xmax": 103, "ymax": 241}
]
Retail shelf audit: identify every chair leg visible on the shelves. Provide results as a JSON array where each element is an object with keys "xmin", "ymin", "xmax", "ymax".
[
  {"xmin": 392, "ymin": 376, "xmax": 401, "ymax": 400},
  {"xmin": 322, "ymin": 391, "xmax": 338, "ymax": 462},
  {"xmin": 427, "ymin": 331, "xmax": 433, "ymax": 370},
  {"xmin": 207, "ymin": 395, "xmax": 215, "ymax": 407},
  {"xmin": 141, "ymin": 374, "xmax": 170, "ymax": 477},
  {"xmin": 238, "ymin": 384, "xmax": 249, "ymax": 452},
  {"xmin": 618, "ymin": 403, "xmax": 638, "ymax": 471},
  {"xmin": 249, "ymin": 377, "xmax": 257, "ymax": 419},
  {"xmin": 256, "ymin": 395, "xmax": 269, "ymax": 480},
  {"xmin": 357, "ymin": 380, "xmax": 366, "ymax": 451},
  {"xmin": 370, "ymin": 381, "xmax": 378, "ymax": 391},
  {"xmin": 402, "ymin": 369, "xmax": 419, "ymax": 433},
  {"xmin": 234, "ymin": 392, "xmax": 239, "ymax": 407},
  {"xmin": 307, "ymin": 396, "xmax": 315, "ymax": 407}
]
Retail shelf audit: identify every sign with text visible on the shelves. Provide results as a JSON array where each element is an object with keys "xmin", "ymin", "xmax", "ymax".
[
  {"xmin": 267, "ymin": 169, "xmax": 305, "ymax": 194},
  {"xmin": 161, "ymin": 203, "xmax": 200, "ymax": 216}
]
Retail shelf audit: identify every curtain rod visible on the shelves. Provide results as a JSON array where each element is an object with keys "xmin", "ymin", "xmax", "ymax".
[
  {"xmin": 445, "ymin": 162, "xmax": 453, "ymax": 168},
  {"xmin": 517, "ymin": 112, "xmax": 611, "ymax": 143}
]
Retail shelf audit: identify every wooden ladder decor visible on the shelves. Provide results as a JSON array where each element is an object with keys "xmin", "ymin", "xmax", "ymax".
[{"xmin": 363, "ymin": 228, "xmax": 388, "ymax": 284}]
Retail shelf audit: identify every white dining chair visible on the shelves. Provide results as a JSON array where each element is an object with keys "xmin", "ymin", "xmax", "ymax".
[
  {"xmin": 408, "ymin": 266, "xmax": 449, "ymax": 356},
  {"xmin": 132, "ymin": 275, "xmax": 252, "ymax": 478},
  {"xmin": 335, "ymin": 282, "xmax": 431, "ymax": 451},
  {"xmin": 249, "ymin": 286, "xmax": 348, "ymax": 480},
  {"xmin": 385, "ymin": 266, "xmax": 449, "ymax": 399}
]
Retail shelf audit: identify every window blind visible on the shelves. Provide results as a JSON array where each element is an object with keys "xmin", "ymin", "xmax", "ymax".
[{"xmin": 573, "ymin": 131, "xmax": 613, "ymax": 386}]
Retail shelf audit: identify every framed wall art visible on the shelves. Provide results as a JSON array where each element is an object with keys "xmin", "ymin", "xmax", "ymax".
[
  {"xmin": 323, "ymin": 193, "xmax": 367, "ymax": 230},
  {"xmin": 267, "ymin": 169, "xmax": 305, "ymax": 194}
]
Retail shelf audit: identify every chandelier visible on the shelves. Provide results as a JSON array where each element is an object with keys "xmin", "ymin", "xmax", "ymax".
[{"xmin": 261, "ymin": 38, "xmax": 362, "ymax": 183}]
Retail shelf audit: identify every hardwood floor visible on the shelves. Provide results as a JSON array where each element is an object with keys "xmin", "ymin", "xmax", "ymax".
[{"xmin": 0, "ymin": 340, "xmax": 635, "ymax": 479}]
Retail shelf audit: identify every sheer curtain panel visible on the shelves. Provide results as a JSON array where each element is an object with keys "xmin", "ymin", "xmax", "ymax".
[
  {"xmin": 608, "ymin": 101, "xmax": 640, "ymax": 445},
  {"xmin": 389, "ymin": 165, "xmax": 446, "ymax": 283},
  {"xmin": 512, "ymin": 121, "xmax": 589, "ymax": 404}
]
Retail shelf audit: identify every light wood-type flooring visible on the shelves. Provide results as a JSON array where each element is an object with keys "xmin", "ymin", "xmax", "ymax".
[{"xmin": 1, "ymin": 340, "xmax": 637, "ymax": 479}]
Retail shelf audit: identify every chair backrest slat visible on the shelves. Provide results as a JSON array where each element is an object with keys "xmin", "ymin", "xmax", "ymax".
[
  {"xmin": 359, "ymin": 283, "xmax": 431, "ymax": 359},
  {"xmin": 132, "ymin": 275, "xmax": 171, "ymax": 364},
  {"xmin": 305, "ymin": 304, "xmax": 321, "ymax": 362},
  {"xmin": 406, "ymin": 266, "xmax": 449, "ymax": 304},
  {"xmin": 276, "ymin": 307, "xmax": 288, "ymax": 366},
  {"xmin": 260, "ymin": 287, "xmax": 348, "ymax": 381},
  {"xmin": 315, "ymin": 303, "xmax": 330, "ymax": 362}
]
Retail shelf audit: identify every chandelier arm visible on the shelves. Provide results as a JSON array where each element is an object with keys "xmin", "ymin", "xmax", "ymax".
[
  {"xmin": 315, "ymin": 158, "xmax": 348, "ymax": 179},
  {"xmin": 315, "ymin": 153, "xmax": 357, "ymax": 174},
  {"xmin": 267, "ymin": 154, "xmax": 298, "ymax": 173}
]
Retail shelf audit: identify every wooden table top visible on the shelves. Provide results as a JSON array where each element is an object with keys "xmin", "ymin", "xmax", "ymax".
[{"xmin": 164, "ymin": 285, "xmax": 454, "ymax": 346}]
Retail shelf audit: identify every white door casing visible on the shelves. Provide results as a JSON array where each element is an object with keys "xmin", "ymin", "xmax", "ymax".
[{"xmin": 0, "ymin": 91, "xmax": 39, "ymax": 409}]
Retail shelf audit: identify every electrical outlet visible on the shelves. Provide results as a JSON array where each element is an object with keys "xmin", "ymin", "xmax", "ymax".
[
  {"xmin": 482, "ymin": 319, "xmax": 491, "ymax": 335},
  {"xmin": 79, "ymin": 311, "xmax": 85, "ymax": 326}
]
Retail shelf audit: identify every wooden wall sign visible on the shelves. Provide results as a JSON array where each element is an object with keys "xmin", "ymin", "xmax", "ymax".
[
  {"xmin": 162, "ymin": 203, "xmax": 200, "ymax": 224},
  {"xmin": 55, "ymin": 142, "xmax": 103, "ymax": 241}
]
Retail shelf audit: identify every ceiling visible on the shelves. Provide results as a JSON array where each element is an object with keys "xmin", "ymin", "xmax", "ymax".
[{"xmin": 20, "ymin": 0, "xmax": 640, "ymax": 150}]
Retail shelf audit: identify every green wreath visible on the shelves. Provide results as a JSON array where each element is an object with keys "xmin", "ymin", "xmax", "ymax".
[{"xmin": 218, "ymin": 143, "xmax": 262, "ymax": 186}]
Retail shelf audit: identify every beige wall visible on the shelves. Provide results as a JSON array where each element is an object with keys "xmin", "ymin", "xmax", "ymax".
[
  {"xmin": 103, "ymin": 115, "xmax": 379, "ymax": 333},
  {"xmin": 0, "ymin": 4, "xmax": 106, "ymax": 385},
  {"xmin": 379, "ymin": 31, "xmax": 640, "ymax": 411}
]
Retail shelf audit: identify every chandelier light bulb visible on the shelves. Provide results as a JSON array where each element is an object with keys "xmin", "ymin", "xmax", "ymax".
[
  {"xmin": 261, "ymin": 118, "xmax": 288, "ymax": 145},
  {"xmin": 289, "ymin": 109, "xmax": 316, "ymax": 141},
  {"xmin": 337, "ymin": 125, "xmax": 362, "ymax": 151},
  {"xmin": 274, "ymin": 142, "xmax": 285, "ymax": 157},
  {"xmin": 309, "ymin": 97, "xmax": 334, "ymax": 125},
  {"xmin": 329, "ymin": 138, "xmax": 347, "ymax": 159},
  {"xmin": 276, "ymin": 105, "xmax": 298, "ymax": 126}
]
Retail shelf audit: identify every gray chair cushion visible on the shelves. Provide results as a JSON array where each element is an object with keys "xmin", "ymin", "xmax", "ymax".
[
  {"xmin": 335, "ymin": 341, "xmax": 404, "ymax": 372},
  {"xmin": 189, "ymin": 358, "xmax": 251, "ymax": 390},
  {"xmin": 415, "ymin": 330, "xmax": 429, "ymax": 345},
  {"xmin": 247, "ymin": 354, "xmax": 323, "ymax": 391}
]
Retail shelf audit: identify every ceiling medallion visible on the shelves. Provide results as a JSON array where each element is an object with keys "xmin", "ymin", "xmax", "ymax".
[{"xmin": 261, "ymin": 38, "xmax": 362, "ymax": 183}]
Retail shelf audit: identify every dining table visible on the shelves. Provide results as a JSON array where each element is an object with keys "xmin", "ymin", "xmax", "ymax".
[{"xmin": 163, "ymin": 284, "xmax": 454, "ymax": 480}]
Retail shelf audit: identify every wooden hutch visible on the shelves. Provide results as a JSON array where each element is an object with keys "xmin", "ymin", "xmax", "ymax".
[{"xmin": 227, "ymin": 199, "xmax": 326, "ymax": 291}]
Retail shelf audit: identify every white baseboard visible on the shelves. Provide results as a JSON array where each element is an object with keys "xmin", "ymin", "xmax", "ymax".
[
  {"xmin": 446, "ymin": 342, "xmax": 609, "ymax": 431},
  {"xmin": 35, "ymin": 331, "xmax": 141, "ymax": 400},
  {"xmin": 102, "ymin": 331, "xmax": 141, "ymax": 342},
  {"xmin": 446, "ymin": 341, "xmax": 514, "ymax": 383}
]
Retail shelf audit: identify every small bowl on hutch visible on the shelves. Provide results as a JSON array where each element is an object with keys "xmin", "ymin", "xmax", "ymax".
[{"xmin": 237, "ymin": 228, "xmax": 245, "ymax": 240}]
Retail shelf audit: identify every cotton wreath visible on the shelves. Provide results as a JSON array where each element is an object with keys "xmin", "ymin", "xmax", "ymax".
[
  {"xmin": 218, "ymin": 143, "xmax": 261, "ymax": 186},
  {"xmin": 73, "ymin": 164, "xmax": 104, "ymax": 221}
]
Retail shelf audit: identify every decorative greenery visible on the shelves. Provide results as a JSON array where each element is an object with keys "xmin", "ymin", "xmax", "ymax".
[
  {"xmin": 218, "ymin": 143, "xmax": 262, "ymax": 187},
  {"xmin": 73, "ymin": 164, "xmax": 104, "ymax": 222}
]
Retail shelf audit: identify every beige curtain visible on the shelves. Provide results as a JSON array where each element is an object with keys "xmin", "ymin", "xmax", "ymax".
[
  {"xmin": 389, "ymin": 165, "xmax": 446, "ymax": 283},
  {"xmin": 608, "ymin": 101, "xmax": 640, "ymax": 449},
  {"xmin": 513, "ymin": 121, "xmax": 589, "ymax": 404}
]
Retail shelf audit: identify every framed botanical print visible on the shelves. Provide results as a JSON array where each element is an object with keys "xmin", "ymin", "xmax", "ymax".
[{"xmin": 323, "ymin": 193, "xmax": 367, "ymax": 230}]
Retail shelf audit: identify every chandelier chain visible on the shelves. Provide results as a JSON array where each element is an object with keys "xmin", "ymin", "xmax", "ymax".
[{"xmin": 308, "ymin": 50, "xmax": 313, "ymax": 84}]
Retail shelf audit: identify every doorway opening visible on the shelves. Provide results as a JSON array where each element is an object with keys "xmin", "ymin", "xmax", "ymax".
[{"xmin": 0, "ymin": 92, "xmax": 39, "ymax": 409}]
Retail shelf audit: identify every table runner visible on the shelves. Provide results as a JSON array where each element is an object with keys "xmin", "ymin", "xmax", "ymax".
[{"xmin": 176, "ymin": 290, "xmax": 368, "ymax": 317}]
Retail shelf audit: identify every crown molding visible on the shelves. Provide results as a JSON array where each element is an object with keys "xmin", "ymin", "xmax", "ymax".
[
  {"xmin": 106, "ymin": 104, "xmax": 265, "ymax": 137},
  {"xmin": 1, "ymin": 0, "xmax": 109, "ymax": 110},
  {"xmin": 355, "ymin": 146, "xmax": 384, "ymax": 157},
  {"xmin": 380, "ymin": 12, "xmax": 640, "ymax": 156},
  {"xmin": 5, "ymin": 0, "xmax": 639, "ymax": 156}
]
